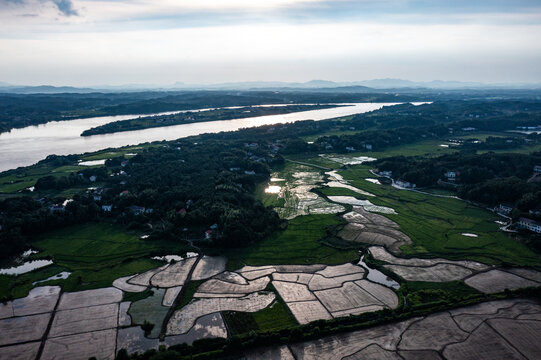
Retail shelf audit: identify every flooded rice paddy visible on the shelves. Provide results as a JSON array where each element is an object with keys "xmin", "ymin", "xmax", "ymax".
[
  {"xmin": 78, "ymin": 159, "xmax": 106, "ymax": 166},
  {"xmin": 318, "ymin": 154, "xmax": 377, "ymax": 165},
  {"xmin": 358, "ymin": 255, "xmax": 400, "ymax": 289},
  {"xmin": 327, "ymin": 196, "xmax": 397, "ymax": 214},
  {"xmin": 0, "ymin": 249, "xmax": 54, "ymax": 276},
  {"xmin": 325, "ymin": 171, "xmax": 375, "ymax": 197},
  {"xmin": 365, "ymin": 178, "xmax": 381, "ymax": 184},
  {"xmin": 264, "ymin": 185, "xmax": 281, "ymax": 193},
  {"xmin": 0, "ymin": 259, "xmax": 54, "ymax": 276},
  {"xmin": 2, "ymin": 244, "xmax": 541, "ymax": 359},
  {"xmin": 272, "ymin": 166, "xmax": 345, "ymax": 219},
  {"xmin": 129, "ymin": 288, "xmax": 168, "ymax": 338}
]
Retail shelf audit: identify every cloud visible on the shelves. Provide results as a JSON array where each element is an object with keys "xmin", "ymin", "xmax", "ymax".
[
  {"xmin": 51, "ymin": 0, "xmax": 77, "ymax": 16},
  {"xmin": 0, "ymin": 0, "xmax": 78, "ymax": 16}
]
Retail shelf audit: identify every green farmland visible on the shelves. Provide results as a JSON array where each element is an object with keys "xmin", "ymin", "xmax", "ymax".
[
  {"xmin": 0, "ymin": 223, "xmax": 190, "ymax": 299},
  {"xmin": 325, "ymin": 165, "xmax": 541, "ymax": 267},
  {"xmin": 226, "ymin": 214, "xmax": 358, "ymax": 270}
]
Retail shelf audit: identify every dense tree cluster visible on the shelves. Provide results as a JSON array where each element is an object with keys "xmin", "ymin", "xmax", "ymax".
[
  {"xmin": 0, "ymin": 138, "xmax": 285, "ymax": 260},
  {"xmin": 373, "ymin": 152, "xmax": 541, "ymax": 207}
]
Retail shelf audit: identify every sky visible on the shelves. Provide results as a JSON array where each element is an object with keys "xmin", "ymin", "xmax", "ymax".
[{"xmin": 0, "ymin": 0, "xmax": 540, "ymax": 86}]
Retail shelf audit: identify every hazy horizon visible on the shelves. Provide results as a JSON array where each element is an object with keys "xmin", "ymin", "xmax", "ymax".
[
  {"xmin": 1, "ymin": 0, "xmax": 540, "ymax": 86},
  {"xmin": 2, "ymin": 78, "xmax": 541, "ymax": 90}
]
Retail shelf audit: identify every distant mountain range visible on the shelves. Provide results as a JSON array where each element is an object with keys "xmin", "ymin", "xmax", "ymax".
[{"xmin": 1, "ymin": 78, "xmax": 540, "ymax": 94}]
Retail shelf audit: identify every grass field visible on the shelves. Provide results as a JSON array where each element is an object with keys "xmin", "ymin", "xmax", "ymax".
[
  {"xmin": 295, "ymin": 130, "xmax": 541, "ymax": 168},
  {"xmin": 175, "ymin": 280, "xmax": 204, "ymax": 310},
  {"xmin": 286, "ymin": 140, "xmax": 458, "ymax": 168},
  {"xmin": 454, "ymin": 131, "xmax": 510, "ymax": 140},
  {"xmin": 277, "ymin": 153, "xmax": 540, "ymax": 266},
  {"xmin": 226, "ymin": 214, "xmax": 358, "ymax": 270},
  {"xmin": 331, "ymin": 166, "xmax": 541, "ymax": 266},
  {"xmin": 223, "ymin": 298, "xmax": 297, "ymax": 335},
  {"xmin": 403, "ymin": 281, "xmax": 482, "ymax": 308},
  {"xmin": 0, "ymin": 264, "xmax": 68, "ymax": 299},
  {"xmin": 79, "ymin": 145, "xmax": 152, "ymax": 161},
  {"xmin": 1, "ymin": 223, "xmax": 191, "ymax": 298},
  {"xmin": 223, "ymin": 283, "xmax": 297, "ymax": 335},
  {"xmin": 0, "ymin": 163, "xmax": 105, "ymax": 193},
  {"xmin": 301, "ymin": 127, "xmax": 359, "ymax": 142},
  {"xmin": 251, "ymin": 299, "xmax": 297, "ymax": 331},
  {"xmin": 254, "ymin": 182, "xmax": 285, "ymax": 208},
  {"xmin": 33, "ymin": 223, "xmax": 165, "ymax": 269},
  {"xmin": 244, "ymin": 150, "xmax": 541, "ymax": 268},
  {"xmin": 0, "ymin": 143, "xmax": 154, "ymax": 194}
]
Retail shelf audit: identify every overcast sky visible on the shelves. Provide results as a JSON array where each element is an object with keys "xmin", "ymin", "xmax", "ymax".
[{"xmin": 1, "ymin": 0, "xmax": 540, "ymax": 86}]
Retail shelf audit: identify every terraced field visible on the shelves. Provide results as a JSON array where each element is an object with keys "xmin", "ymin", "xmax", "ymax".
[
  {"xmin": 247, "ymin": 299, "xmax": 541, "ymax": 360},
  {"xmin": 312, "ymin": 160, "xmax": 541, "ymax": 266},
  {"xmin": 3, "ymin": 152, "xmax": 541, "ymax": 359}
]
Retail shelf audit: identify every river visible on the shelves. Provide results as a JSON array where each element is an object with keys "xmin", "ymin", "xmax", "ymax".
[{"xmin": 0, "ymin": 102, "xmax": 400, "ymax": 172}]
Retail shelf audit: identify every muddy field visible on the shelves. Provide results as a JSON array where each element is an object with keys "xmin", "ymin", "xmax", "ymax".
[
  {"xmin": 0, "ymin": 256, "xmax": 234, "ymax": 359},
  {"xmin": 249, "ymin": 299, "xmax": 541, "ymax": 360},
  {"xmin": 2, "ymin": 247, "xmax": 539, "ymax": 359},
  {"xmin": 339, "ymin": 207, "xmax": 411, "ymax": 253},
  {"xmin": 271, "ymin": 165, "xmax": 346, "ymax": 219},
  {"xmin": 369, "ymin": 246, "xmax": 541, "ymax": 290}
]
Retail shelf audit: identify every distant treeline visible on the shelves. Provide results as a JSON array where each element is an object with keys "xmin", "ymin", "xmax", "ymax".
[
  {"xmin": 0, "ymin": 90, "xmax": 413, "ymax": 134},
  {"xmin": 373, "ymin": 151, "xmax": 541, "ymax": 211}
]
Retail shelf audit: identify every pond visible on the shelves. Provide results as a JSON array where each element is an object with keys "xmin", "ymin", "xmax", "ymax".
[
  {"xmin": 358, "ymin": 255, "xmax": 400, "ymax": 289},
  {"xmin": 0, "ymin": 259, "xmax": 54, "ymax": 276},
  {"xmin": 32, "ymin": 272, "xmax": 71, "ymax": 285},
  {"xmin": 0, "ymin": 249, "xmax": 54, "ymax": 276},
  {"xmin": 152, "ymin": 252, "xmax": 198, "ymax": 262}
]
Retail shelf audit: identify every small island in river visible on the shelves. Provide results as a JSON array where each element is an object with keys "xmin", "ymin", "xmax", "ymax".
[{"xmin": 80, "ymin": 104, "xmax": 342, "ymax": 136}]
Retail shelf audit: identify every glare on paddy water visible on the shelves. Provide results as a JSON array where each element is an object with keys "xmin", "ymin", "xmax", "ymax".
[{"xmin": 265, "ymin": 185, "xmax": 281, "ymax": 193}]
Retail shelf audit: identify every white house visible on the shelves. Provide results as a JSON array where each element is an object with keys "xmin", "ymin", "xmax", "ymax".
[
  {"xmin": 518, "ymin": 217, "xmax": 541, "ymax": 233},
  {"xmin": 130, "ymin": 205, "xmax": 146, "ymax": 215},
  {"xmin": 445, "ymin": 171, "xmax": 456, "ymax": 181},
  {"xmin": 396, "ymin": 180, "xmax": 416, "ymax": 189},
  {"xmin": 496, "ymin": 203, "xmax": 513, "ymax": 215},
  {"xmin": 49, "ymin": 204, "xmax": 65, "ymax": 213}
]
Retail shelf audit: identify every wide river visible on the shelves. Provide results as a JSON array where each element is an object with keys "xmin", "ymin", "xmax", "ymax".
[{"xmin": 0, "ymin": 102, "xmax": 401, "ymax": 172}]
